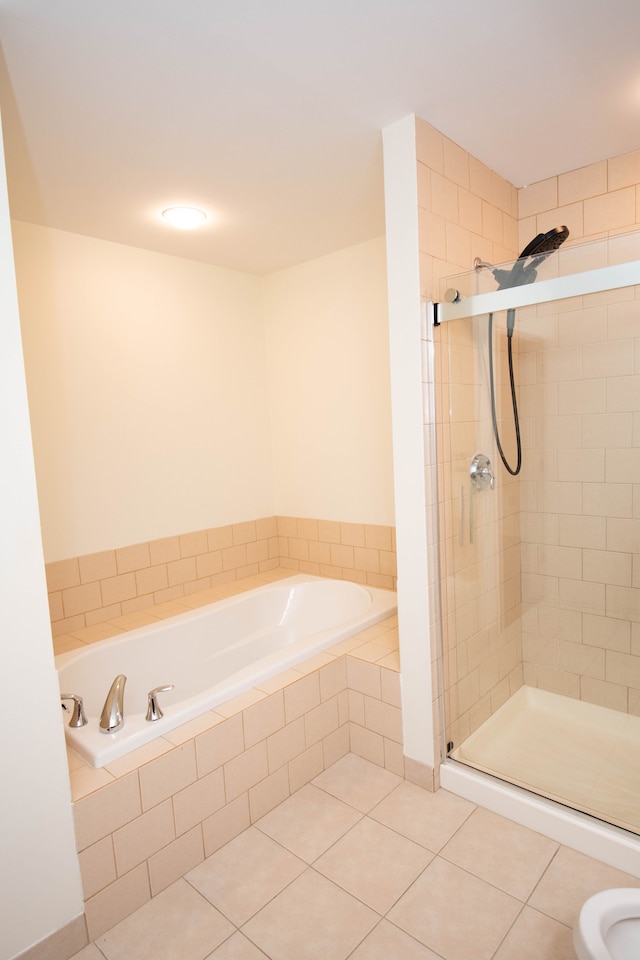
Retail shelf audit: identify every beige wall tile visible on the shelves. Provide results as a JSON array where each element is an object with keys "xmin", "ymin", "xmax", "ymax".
[
  {"xmin": 558, "ymin": 162, "xmax": 607, "ymax": 205},
  {"xmin": 583, "ymin": 612, "xmax": 630, "ymax": 653},
  {"xmin": 583, "ymin": 483, "xmax": 632, "ymax": 518},
  {"xmin": 78, "ymin": 836, "xmax": 117, "ymax": 900},
  {"xmin": 134, "ymin": 563, "xmax": 168, "ymax": 596},
  {"xmin": 173, "ymin": 768, "xmax": 225, "ymax": 836},
  {"xmin": 458, "ymin": 189, "xmax": 482, "ymax": 234},
  {"xmin": 232, "ymin": 520, "xmax": 257, "ymax": 545},
  {"xmin": 202, "ymin": 794, "xmax": 250, "ymax": 857},
  {"xmin": 85, "ymin": 865, "xmax": 151, "ymax": 942},
  {"xmin": 443, "ymin": 138, "xmax": 470, "ymax": 190},
  {"xmin": 62, "ymin": 582, "xmax": 102, "ymax": 618},
  {"xmin": 224, "ymin": 741, "xmax": 268, "ymax": 801},
  {"xmin": 319, "ymin": 658, "xmax": 348, "ymax": 701},
  {"xmin": 469, "ymin": 156, "xmax": 492, "ymax": 203},
  {"xmin": 609, "ymin": 150, "xmax": 640, "ymax": 190},
  {"xmin": 305, "ymin": 698, "xmax": 340, "ymax": 747},
  {"xmin": 73, "ymin": 773, "xmax": 141, "ymax": 851},
  {"xmin": 606, "ymin": 584, "xmax": 640, "ymax": 623},
  {"xmin": 243, "ymin": 692, "xmax": 285, "ymax": 749},
  {"xmin": 195, "ymin": 715, "xmax": 245, "ymax": 777},
  {"xmin": 100, "ymin": 572, "xmax": 137, "ymax": 606},
  {"xmin": 581, "ymin": 676, "xmax": 628, "ymax": 712},
  {"xmin": 584, "ymin": 187, "xmax": 636, "ymax": 235},
  {"xmin": 148, "ymin": 825, "xmax": 204, "ymax": 897},
  {"xmin": 116, "ymin": 542, "xmax": 150, "ymax": 574},
  {"xmin": 113, "ymin": 799, "xmax": 175, "ymax": 875},
  {"xmin": 363, "ymin": 696, "xmax": 403, "ymax": 743},
  {"xmin": 179, "ymin": 530, "xmax": 208, "ymax": 557},
  {"xmin": 607, "ymin": 517, "xmax": 640, "ymax": 553},
  {"xmin": 584, "ymin": 549, "xmax": 632, "ymax": 587},
  {"xmin": 79, "ymin": 551, "xmax": 117, "ymax": 584},
  {"xmin": 558, "ymin": 515, "xmax": 606, "ymax": 550},
  {"xmin": 207, "ymin": 525, "xmax": 234, "ymax": 550},
  {"xmin": 346, "ymin": 657, "xmax": 382, "ymax": 699},
  {"xmin": 139, "ymin": 743, "xmax": 197, "ymax": 811},
  {"xmin": 149, "ymin": 536, "xmax": 181, "ymax": 565},
  {"xmin": 288, "ymin": 742, "xmax": 324, "ymax": 792},
  {"xmin": 167, "ymin": 556, "xmax": 197, "ymax": 587},
  {"xmin": 267, "ymin": 717, "xmax": 306, "ymax": 773},
  {"xmin": 249, "ymin": 765, "xmax": 290, "ymax": 821},
  {"xmin": 416, "ymin": 118, "xmax": 444, "ymax": 174},
  {"xmin": 431, "ymin": 170, "xmax": 459, "ymax": 221},
  {"xmin": 519, "ymin": 178, "xmax": 558, "ymax": 219},
  {"xmin": 284, "ymin": 673, "xmax": 321, "ymax": 722},
  {"xmin": 419, "ymin": 207, "xmax": 447, "ymax": 258},
  {"xmin": 350, "ymin": 722, "xmax": 385, "ymax": 766}
]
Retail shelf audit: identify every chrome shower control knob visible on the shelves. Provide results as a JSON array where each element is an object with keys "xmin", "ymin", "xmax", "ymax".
[{"xmin": 470, "ymin": 454, "xmax": 495, "ymax": 492}]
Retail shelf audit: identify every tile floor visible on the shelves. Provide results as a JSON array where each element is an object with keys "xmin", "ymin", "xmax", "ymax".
[{"xmin": 69, "ymin": 753, "xmax": 640, "ymax": 960}]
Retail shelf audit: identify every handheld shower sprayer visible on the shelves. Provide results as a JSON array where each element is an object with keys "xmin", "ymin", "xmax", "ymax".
[
  {"xmin": 475, "ymin": 226, "xmax": 569, "ymax": 292},
  {"xmin": 476, "ymin": 226, "xmax": 569, "ymax": 477}
]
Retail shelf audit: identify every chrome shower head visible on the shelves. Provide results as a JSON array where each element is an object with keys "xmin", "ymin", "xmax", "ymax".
[{"xmin": 475, "ymin": 225, "xmax": 570, "ymax": 290}]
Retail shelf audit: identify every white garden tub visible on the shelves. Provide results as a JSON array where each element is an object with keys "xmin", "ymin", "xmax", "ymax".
[{"xmin": 56, "ymin": 574, "xmax": 396, "ymax": 767}]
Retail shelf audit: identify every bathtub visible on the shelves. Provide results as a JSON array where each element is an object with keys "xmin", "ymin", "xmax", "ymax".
[{"xmin": 56, "ymin": 574, "xmax": 397, "ymax": 768}]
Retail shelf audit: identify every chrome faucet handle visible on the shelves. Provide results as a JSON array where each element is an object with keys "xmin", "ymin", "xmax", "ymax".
[
  {"xmin": 146, "ymin": 684, "xmax": 174, "ymax": 722},
  {"xmin": 60, "ymin": 693, "xmax": 88, "ymax": 727}
]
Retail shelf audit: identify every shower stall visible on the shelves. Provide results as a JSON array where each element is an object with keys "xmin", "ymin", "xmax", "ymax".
[{"xmin": 430, "ymin": 229, "xmax": 640, "ymax": 840}]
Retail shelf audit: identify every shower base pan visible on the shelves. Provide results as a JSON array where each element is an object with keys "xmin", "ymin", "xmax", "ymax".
[{"xmin": 451, "ymin": 685, "xmax": 640, "ymax": 836}]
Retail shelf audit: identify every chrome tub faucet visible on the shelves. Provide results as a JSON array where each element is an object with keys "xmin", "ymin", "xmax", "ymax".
[{"xmin": 99, "ymin": 674, "xmax": 127, "ymax": 733}]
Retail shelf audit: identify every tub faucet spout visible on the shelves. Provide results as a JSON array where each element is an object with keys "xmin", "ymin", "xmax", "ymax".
[{"xmin": 99, "ymin": 674, "xmax": 127, "ymax": 734}]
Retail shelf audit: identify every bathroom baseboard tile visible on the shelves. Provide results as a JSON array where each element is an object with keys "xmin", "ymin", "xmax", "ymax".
[{"xmin": 13, "ymin": 913, "xmax": 88, "ymax": 960}]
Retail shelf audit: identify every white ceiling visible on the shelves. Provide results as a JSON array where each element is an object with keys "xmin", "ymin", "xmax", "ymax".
[{"xmin": 1, "ymin": 0, "xmax": 639, "ymax": 275}]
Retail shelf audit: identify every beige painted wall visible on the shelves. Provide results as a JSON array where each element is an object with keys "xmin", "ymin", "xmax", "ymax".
[
  {"xmin": 13, "ymin": 222, "xmax": 273, "ymax": 561},
  {"xmin": 263, "ymin": 236, "xmax": 394, "ymax": 525},
  {"xmin": 13, "ymin": 224, "xmax": 394, "ymax": 565}
]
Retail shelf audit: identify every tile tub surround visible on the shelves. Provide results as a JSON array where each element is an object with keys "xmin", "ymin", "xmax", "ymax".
[
  {"xmin": 46, "ymin": 517, "xmax": 397, "ymax": 642},
  {"xmin": 66, "ymin": 753, "xmax": 640, "ymax": 960},
  {"xmin": 64, "ymin": 570, "xmax": 410, "ymax": 940}
]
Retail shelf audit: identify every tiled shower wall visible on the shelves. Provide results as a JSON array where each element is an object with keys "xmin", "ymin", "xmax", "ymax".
[
  {"xmin": 46, "ymin": 516, "xmax": 396, "ymax": 643},
  {"xmin": 415, "ymin": 116, "xmax": 523, "ymax": 753},
  {"xmin": 420, "ymin": 127, "xmax": 640, "ymax": 745},
  {"xmin": 516, "ymin": 152, "xmax": 640, "ymax": 715},
  {"xmin": 518, "ymin": 287, "xmax": 640, "ymax": 714}
]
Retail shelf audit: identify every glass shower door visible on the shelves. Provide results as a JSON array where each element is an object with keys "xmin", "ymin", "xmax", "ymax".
[{"xmin": 436, "ymin": 237, "xmax": 640, "ymax": 835}]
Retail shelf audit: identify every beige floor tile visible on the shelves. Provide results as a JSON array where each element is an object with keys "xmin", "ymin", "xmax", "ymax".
[
  {"xmin": 370, "ymin": 781, "xmax": 475, "ymax": 852},
  {"xmin": 205, "ymin": 932, "xmax": 269, "ymax": 959},
  {"xmin": 348, "ymin": 920, "xmax": 443, "ymax": 959},
  {"xmin": 312, "ymin": 752, "xmax": 402, "ymax": 812},
  {"xmin": 440, "ymin": 805, "xmax": 558, "ymax": 900},
  {"xmin": 387, "ymin": 858, "xmax": 521, "ymax": 960},
  {"xmin": 314, "ymin": 817, "xmax": 433, "ymax": 913},
  {"xmin": 528, "ymin": 845, "xmax": 640, "ymax": 927},
  {"xmin": 96, "ymin": 878, "xmax": 234, "ymax": 960},
  {"xmin": 69, "ymin": 948, "xmax": 105, "ymax": 960},
  {"xmin": 241, "ymin": 869, "xmax": 379, "ymax": 960},
  {"xmin": 492, "ymin": 905, "xmax": 575, "ymax": 960},
  {"xmin": 186, "ymin": 826, "xmax": 306, "ymax": 925},
  {"xmin": 255, "ymin": 783, "xmax": 361, "ymax": 862}
]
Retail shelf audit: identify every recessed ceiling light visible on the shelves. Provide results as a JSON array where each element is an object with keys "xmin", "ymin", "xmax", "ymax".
[{"xmin": 161, "ymin": 206, "xmax": 207, "ymax": 230}]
